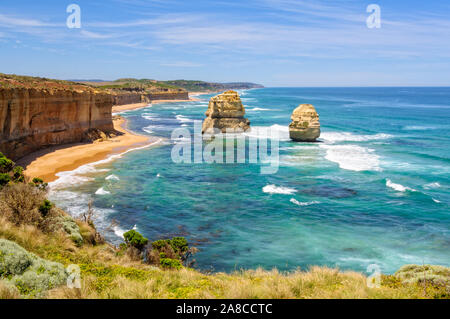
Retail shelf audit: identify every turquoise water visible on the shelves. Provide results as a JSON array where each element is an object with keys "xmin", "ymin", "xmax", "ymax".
[{"xmin": 50, "ymin": 87, "xmax": 450, "ymax": 274}]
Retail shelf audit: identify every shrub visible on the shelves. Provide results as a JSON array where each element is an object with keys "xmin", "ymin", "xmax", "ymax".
[
  {"xmin": 57, "ymin": 216, "xmax": 83, "ymax": 246},
  {"xmin": 38, "ymin": 200, "xmax": 53, "ymax": 218},
  {"xmin": 160, "ymin": 258, "xmax": 182, "ymax": 270},
  {"xmin": 0, "ymin": 174, "xmax": 10, "ymax": 187},
  {"xmin": 0, "ymin": 157, "xmax": 14, "ymax": 174},
  {"xmin": 0, "ymin": 239, "xmax": 68, "ymax": 297},
  {"xmin": 31, "ymin": 178, "xmax": 48, "ymax": 191},
  {"xmin": 0, "ymin": 183, "xmax": 45, "ymax": 226},
  {"xmin": 395, "ymin": 264, "xmax": 450, "ymax": 288},
  {"xmin": 12, "ymin": 166, "xmax": 24, "ymax": 183},
  {"xmin": 170, "ymin": 237, "xmax": 189, "ymax": 254},
  {"xmin": 124, "ymin": 230, "xmax": 148, "ymax": 250}
]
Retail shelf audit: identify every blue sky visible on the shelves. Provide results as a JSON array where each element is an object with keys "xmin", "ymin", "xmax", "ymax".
[{"xmin": 0, "ymin": 0, "xmax": 449, "ymax": 86}]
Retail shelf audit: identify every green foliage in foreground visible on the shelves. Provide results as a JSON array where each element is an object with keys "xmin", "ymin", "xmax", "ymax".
[
  {"xmin": 395, "ymin": 264, "xmax": 450, "ymax": 287},
  {"xmin": 0, "ymin": 239, "xmax": 67, "ymax": 297},
  {"xmin": 0, "ymin": 153, "xmax": 25, "ymax": 188},
  {"xmin": 57, "ymin": 216, "xmax": 83, "ymax": 247}
]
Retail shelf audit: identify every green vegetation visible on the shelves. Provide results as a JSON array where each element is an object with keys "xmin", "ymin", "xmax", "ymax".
[
  {"xmin": 0, "ymin": 239, "xmax": 67, "ymax": 297},
  {"xmin": 0, "ymin": 73, "xmax": 92, "ymax": 91},
  {"xmin": 161, "ymin": 80, "xmax": 264, "ymax": 92},
  {"xmin": 123, "ymin": 230, "xmax": 148, "ymax": 250}
]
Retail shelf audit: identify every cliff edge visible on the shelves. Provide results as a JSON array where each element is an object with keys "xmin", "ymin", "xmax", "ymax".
[{"xmin": 0, "ymin": 74, "xmax": 116, "ymax": 160}]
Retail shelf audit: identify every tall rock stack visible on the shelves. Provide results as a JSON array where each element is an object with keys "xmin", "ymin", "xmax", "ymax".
[
  {"xmin": 289, "ymin": 104, "xmax": 321, "ymax": 142},
  {"xmin": 202, "ymin": 90, "xmax": 250, "ymax": 134}
]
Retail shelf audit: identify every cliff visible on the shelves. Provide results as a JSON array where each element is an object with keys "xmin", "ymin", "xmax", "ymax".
[
  {"xmin": 79, "ymin": 79, "xmax": 190, "ymax": 105},
  {"xmin": 0, "ymin": 75, "xmax": 116, "ymax": 160}
]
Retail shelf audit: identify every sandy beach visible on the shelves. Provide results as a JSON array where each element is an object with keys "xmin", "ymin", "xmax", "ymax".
[
  {"xmin": 22, "ymin": 95, "xmax": 207, "ymax": 183},
  {"xmin": 21, "ymin": 116, "xmax": 158, "ymax": 183},
  {"xmin": 112, "ymin": 95, "xmax": 202, "ymax": 113}
]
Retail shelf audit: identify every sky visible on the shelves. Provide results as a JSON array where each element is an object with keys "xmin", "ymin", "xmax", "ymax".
[{"xmin": 0, "ymin": 0, "xmax": 449, "ymax": 87}]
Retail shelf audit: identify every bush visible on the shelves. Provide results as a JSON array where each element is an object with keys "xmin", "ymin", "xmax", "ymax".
[
  {"xmin": 170, "ymin": 237, "xmax": 189, "ymax": 254},
  {"xmin": 0, "ymin": 157, "xmax": 14, "ymax": 174},
  {"xmin": 0, "ymin": 183, "xmax": 46, "ymax": 226},
  {"xmin": 31, "ymin": 178, "xmax": 48, "ymax": 191},
  {"xmin": 39, "ymin": 200, "xmax": 53, "ymax": 218},
  {"xmin": 57, "ymin": 216, "xmax": 83, "ymax": 246},
  {"xmin": 395, "ymin": 264, "xmax": 450, "ymax": 288},
  {"xmin": 0, "ymin": 239, "xmax": 68, "ymax": 297},
  {"xmin": 124, "ymin": 230, "xmax": 148, "ymax": 250},
  {"xmin": 160, "ymin": 258, "xmax": 182, "ymax": 270},
  {"xmin": 0, "ymin": 174, "xmax": 10, "ymax": 187},
  {"xmin": 12, "ymin": 166, "xmax": 24, "ymax": 183}
]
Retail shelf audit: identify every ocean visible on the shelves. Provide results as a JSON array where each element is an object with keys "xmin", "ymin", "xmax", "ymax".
[{"xmin": 49, "ymin": 87, "xmax": 450, "ymax": 274}]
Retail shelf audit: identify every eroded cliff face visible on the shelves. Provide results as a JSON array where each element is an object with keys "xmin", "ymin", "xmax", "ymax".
[{"xmin": 0, "ymin": 88, "xmax": 115, "ymax": 160}]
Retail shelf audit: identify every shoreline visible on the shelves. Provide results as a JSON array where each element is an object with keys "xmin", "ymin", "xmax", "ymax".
[
  {"xmin": 112, "ymin": 95, "xmax": 204, "ymax": 113},
  {"xmin": 22, "ymin": 95, "xmax": 208, "ymax": 183},
  {"xmin": 22, "ymin": 117, "xmax": 159, "ymax": 183}
]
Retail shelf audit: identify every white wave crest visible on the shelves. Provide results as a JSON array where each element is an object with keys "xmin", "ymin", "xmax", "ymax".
[
  {"xmin": 290, "ymin": 198, "xmax": 320, "ymax": 206},
  {"xmin": 95, "ymin": 187, "xmax": 110, "ymax": 195},
  {"xmin": 320, "ymin": 132, "xmax": 392, "ymax": 143},
  {"xmin": 320, "ymin": 144, "xmax": 381, "ymax": 171},
  {"xmin": 106, "ymin": 174, "xmax": 120, "ymax": 181},
  {"xmin": 176, "ymin": 115, "xmax": 193, "ymax": 123},
  {"xmin": 386, "ymin": 179, "xmax": 416, "ymax": 192},
  {"xmin": 263, "ymin": 184, "xmax": 297, "ymax": 195},
  {"xmin": 424, "ymin": 182, "xmax": 441, "ymax": 189},
  {"xmin": 247, "ymin": 107, "xmax": 270, "ymax": 111},
  {"xmin": 244, "ymin": 125, "xmax": 290, "ymax": 141}
]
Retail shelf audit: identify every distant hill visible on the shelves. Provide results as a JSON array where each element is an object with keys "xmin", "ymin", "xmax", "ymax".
[
  {"xmin": 162, "ymin": 80, "xmax": 264, "ymax": 92},
  {"xmin": 73, "ymin": 78, "xmax": 264, "ymax": 92}
]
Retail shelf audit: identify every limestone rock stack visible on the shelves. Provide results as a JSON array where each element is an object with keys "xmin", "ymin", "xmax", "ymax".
[
  {"xmin": 201, "ymin": 90, "xmax": 250, "ymax": 134},
  {"xmin": 289, "ymin": 104, "xmax": 320, "ymax": 142}
]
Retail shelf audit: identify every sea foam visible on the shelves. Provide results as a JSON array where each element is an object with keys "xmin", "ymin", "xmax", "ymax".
[
  {"xmin": 95, "ymin": 187, "xmax": 110, "ymax": 195},
  {"xmin": 320, "ymin": 144, "xmax": 381, "ymax": 171},
  {"xmin": 386, "ymin": 179, "xmax": 417, "ymax": 192},
  {"xmin": 106, "ymin": 174, "xmax": 120, "ymax": 181},
  {"xmin": 263, "ymin": 184, "xmax": 297, "ymax": 195},
  {"xmin": 320, "ymin": 132, "xmax": 392, "ymax": 143},
  {"xmin": 290, "ymin": 198, "xmax": 320, "ymax": 206}
]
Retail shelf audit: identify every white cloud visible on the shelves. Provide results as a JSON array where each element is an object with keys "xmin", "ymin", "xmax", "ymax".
[
  {"xmin": 160, "ymin": 61, "xmax": 203, "ymax": 67},
  {"xmin": 0, "ymin": 13, "xmax": 58, "ymax": 27}
]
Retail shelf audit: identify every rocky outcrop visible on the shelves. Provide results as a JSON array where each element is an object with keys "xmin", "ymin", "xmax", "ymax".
[
  {"xmin": 289, "ymin": 104, "xmax": 320, "ymax": 142},
  {"xmin": 0, "ymin": 87, "xmax": 115, "ymax": 160},
  {"xmin": 201, "ymin": 90, "xmax": 250, "ymax": 134}
]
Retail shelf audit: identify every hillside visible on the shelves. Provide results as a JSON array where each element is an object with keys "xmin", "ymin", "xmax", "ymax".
[
  {"xmin": 76, "ymin": 78, "xmax": 264, "ymax": 92},
  {"xmin": 162, "ymin": 80, "xmax": 264, "ymax": 92}
]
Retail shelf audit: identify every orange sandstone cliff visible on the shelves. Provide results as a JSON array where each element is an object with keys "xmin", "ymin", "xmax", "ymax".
[{"xmin": 0, "ymin": 75, "xmax": 115, "ymax": 160}]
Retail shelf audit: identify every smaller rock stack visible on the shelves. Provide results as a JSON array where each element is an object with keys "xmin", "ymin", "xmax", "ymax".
[
  {"xmin": 289, "ymin": 104, "xmax": 321, "ymax": 142},
  {"xmin": 202, "ymin": 90, "xmax": 250, "ymax": 134}
]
